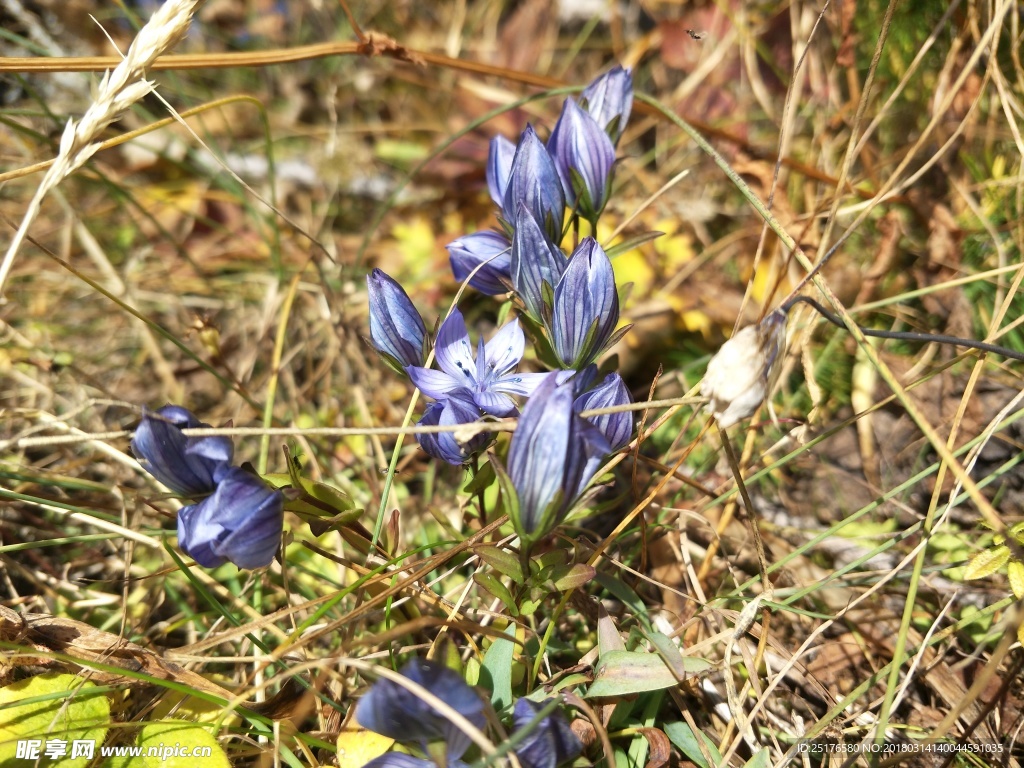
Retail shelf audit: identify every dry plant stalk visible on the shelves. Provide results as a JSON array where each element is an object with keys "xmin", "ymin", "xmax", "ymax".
[{"xmin": 0, "ymin": 0, "xmax": 201, "ymax": 299}]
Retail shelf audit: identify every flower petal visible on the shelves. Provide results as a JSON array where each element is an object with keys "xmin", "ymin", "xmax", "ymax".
[
  {"xmin": 483, "ymin": 318, "xmax": 526, "ymax": 376},
  {"xmin": 447, "ymin": 231, "xmax": 512, "ymax": 295},
  {"xmin": 406, "ymin": 367, "xmax": 463, "ymax": 401},
  {"xmin": 493, "ymin": 371, "xmax": 550, "ymax": 398},
  {"xmin": 131, "ymin": 405, "xmax": 233, "ymax": 497},
  {"xmin": 487, "ymin": 135, "xmax": 517, "ymax": 208},
  {"xmin": 177, "ymin": 467, "xmax": 283, "ymax": 569},
  {"xmin": 434, "ymin": 309, "xmax": 478, "ymax": 383}
]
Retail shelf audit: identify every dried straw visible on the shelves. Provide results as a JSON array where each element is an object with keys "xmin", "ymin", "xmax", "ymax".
[{"xmin": 0, "ymin": 0, "xmax": 201, "ymax": 299}]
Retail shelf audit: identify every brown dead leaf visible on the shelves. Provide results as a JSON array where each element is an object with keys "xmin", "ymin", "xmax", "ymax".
[
  {"xmin": 0, "ymin": 606, "xmax": 301, "ymax": 719},
  {"xmin": 639, "ymin": 727, "xmax": 672, "ymax": 768}
]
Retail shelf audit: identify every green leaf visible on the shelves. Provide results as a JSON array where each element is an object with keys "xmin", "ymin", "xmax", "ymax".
[
  {"xmin": 473, "ymin": 573, "xmax": 518, "ymax": 616},
  {"xmin": 663, "ymin": 722, "xmax": 723, "ymax": 768},
  {"xmin": 475, "ymin": 545, "xmax": 525, "ymax": 583},
  {"xmin": 463, "ymin": 461, "xmax": 496, "ymax": 496},
  {"xmin": 604, "ymin": 231, "xmax": 664, "ymax": 259},
  {"xmin": 964, "ymin": 545, "xmax": 1010, "ymax": 580},
  {"xmin": 547, "ymin": 563, "xmax": 596, "ymax": 591},
  {"xmin": 0, "ymin": 673, "xmax": 110, "ymax": 767},
  {"xmin": 104, "ymin": 721, "xmax": 230, "ymax": 768},
  {"xmin": 586, "ymin": 650, "xmax": 714, "ymax": 698},
  {"xmin": 481, "ymin": 624, "xmax": 517, "ymax": 711},
  {"xmin": 743, "ymin": 748, "xmax": 771, "ymax": 768}
]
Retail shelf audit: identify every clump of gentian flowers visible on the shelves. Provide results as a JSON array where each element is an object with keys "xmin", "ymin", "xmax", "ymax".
[
  {"xmin": 131, "ymin": 405, "xmax": 284, "ymax": 569},
  {"xmin": 356, "ymin": 659, "xmax": 582, "ymax": 768},
  {"xmin": 365, "ymin": 66, "xmax": 636, "ymax": 544}
]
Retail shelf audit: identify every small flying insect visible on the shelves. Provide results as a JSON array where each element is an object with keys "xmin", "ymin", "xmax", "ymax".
[{"xmin": 685, "ymin": 28, "xmax": 706, "ymax": 40}]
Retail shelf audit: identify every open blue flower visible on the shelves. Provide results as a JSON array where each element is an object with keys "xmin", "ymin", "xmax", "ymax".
[
  {"xmin": 177, "ymin": 466, "xmax": 283, "ymax": 569},
  {"xmin": 356, "ymin": 659, "xmax": 485, "ymax": 762},
  {"xmin": 447, "ymin": 231, "xmax": 512, "ymax": 295},
  {"xmin": 416, "ymin": 389, "xmax": 490, "ymax": 465},
  {"xmin": 507, "ymin": 374, "xmax": 610, "ymax": 541},
  {"xmin": 551, "ymin": 238, "xmax": 620, "ymax": 370},
  {"xmin": 131, "ymin": 406, "xmax": 233, "ymax": 497},
  {"xmin": 406, "ymin": 309, "xmax": 548, "ymax": 417},
  {"xmin": 367, "ymin": 268, "xmax": 428, "ymax": 372}
]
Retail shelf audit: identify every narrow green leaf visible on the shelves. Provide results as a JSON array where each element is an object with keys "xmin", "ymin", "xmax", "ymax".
[
  {"xmin": 473, "ymin": 573, "xmax": 519, "ymax": 617},
  {"xmin": 604, "ymin": 231, "xmax": 664, "ymax": 258}
]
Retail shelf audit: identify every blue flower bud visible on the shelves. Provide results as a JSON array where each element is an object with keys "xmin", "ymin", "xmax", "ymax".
[
  {"xmin": 416, "ymin": 389, "xmax": 489, "ymax": 465},
  {"xmin": 367, "ymin": 268, "xmax": 427, "ymax": 371},
  {"xmin": 356, "ymin": 659, "xmax": 485, "ymax": 761},
  {"xmin": 502, "ymin": 125, "xmax": 565, "ymax": 242},
  {"xmin": 131, "ymin": 406, "xmax": 233, "ymax": 497},
  {"xmin": 447, "ymin": 231, "xmax": 512, "ymax": 295},
  {"xmin": 580, "ymin": 65, "xmax": 633, "ymax": 144},
  {"xmin": 487, "ymin": 135, "xmax": 516, "ymax": 208},
  {"xmin": 574, "ymin": 372, "xmax": 632, "ymax": 451},
  {"xmin": 508, "ymin": 374, "xmax": 610, "ymax": 540},
  {"xmin": 177, "ymin": 466, "xmax": 283, "ymax": 569},
  {"xmin": 511, "ymin": 204, "xmax": 566, "ymax": 322},
  {"xmin": 551, "ymin": 238, "xmax": 619, "ymax": 370},
  {"xmin": 512, "ymin": 699, "xmax": 584, "ymax": 768},
  {"xmin": 548, "ymin": 98, "xmax": 616, "ymax": 220}
]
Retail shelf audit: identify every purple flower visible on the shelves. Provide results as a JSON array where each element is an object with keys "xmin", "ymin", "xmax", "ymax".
[
  {"xmin": 416, "ymin": 389, "xmax": 490, "ymax": 465},
  {"xmin": 502, "ymin": 125, "xmax": 565, "ymax": 242},
  {"xmin": 487, "ymin": 135, "xmax": 516, "ymax": 208},
  {"xmin": 356, "ymin": 659, "xmax": 485, "ymax": 761},
  {"xmin": 574, "ymin": 372, "xmax": 632, "ymax": 451},
  {"xmin": 512, "ymin": 699, "xmax": 584, "ymax": 768},
  {"xmin": 507, "ymin": 374, "xmax": 610, "ymax": 541},
  {"xmin": 131, "ymin": 406, "xmax": 233, "ymax": 497},
  {"xmin": 447, "ymin": 231, "xmax": 512, "ymax": 295},
  {"xmin": 511, "ymin": 204, "xmax": 567, "ymax": 322},
  {"xmin": 406, "ymin": 309, "xmax": 549, "ymax": 417},
  {"xmin": 551, "ymin": 238, "xmax": 620, "ymax": 370},
  {"xmin": 548, "ymin": 98, "xmax": 616, "ymax": 221},
  {"xmin": 367, "ymin": 268, "xmax": 427, "ymax": 372},
  {"xmin": 177, "ymin": 466, "xmax": 284, "ymax": 569},
  {"xmin": 580, "ymin": 65, "xmax": 633, "ymax": 144}
]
